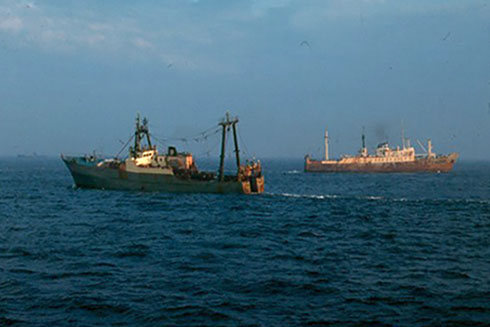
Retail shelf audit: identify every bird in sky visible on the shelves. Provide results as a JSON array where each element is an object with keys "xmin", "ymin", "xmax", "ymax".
[
  {"xmin": 442, "ymin": 32, "xmax": 451, "ymax": 41},
  {"xmin": 300, "ymin": 40, "xmax": 311, "ymax": 48}
]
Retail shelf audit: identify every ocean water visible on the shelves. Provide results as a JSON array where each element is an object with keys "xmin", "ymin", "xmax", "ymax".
[{"xmin": 1, "ymin": 157, "xmax": 489, "ymax": 327}]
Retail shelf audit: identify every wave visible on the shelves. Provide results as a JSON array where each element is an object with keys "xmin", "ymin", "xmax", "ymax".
[
  {"xmin": 283, "ymin": 170, "xmax": 301, "ymax": 175},
  {"xmin": 276, "ymin": 192, "xmax": 338, "ymax": 200},
  {"xmin": 267, "ymin": 192, "xmax": 490, "ymax": 205}
]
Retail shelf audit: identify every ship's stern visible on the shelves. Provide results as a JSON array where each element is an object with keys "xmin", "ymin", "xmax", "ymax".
[{"xmin": 241, "ymin": 175, "xmax": 265, "ymax": 194}]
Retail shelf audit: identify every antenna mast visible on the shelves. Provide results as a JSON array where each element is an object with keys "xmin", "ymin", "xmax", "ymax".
[
  {"xmin": 324, "ymin": 127, "xmax": 329, "ymax": 160},
  {"xmin": 401, "ymin": 120, "xmax": 405, "ymax": 149}
]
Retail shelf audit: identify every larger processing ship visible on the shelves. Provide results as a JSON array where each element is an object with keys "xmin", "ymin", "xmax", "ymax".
[
  {"xmin": 305, "ymin": 128, "xmax": 458, "ymax": 173},
  {"xmin": 62, "ymin": 113, "xmax": 264, "ymax": 194}
]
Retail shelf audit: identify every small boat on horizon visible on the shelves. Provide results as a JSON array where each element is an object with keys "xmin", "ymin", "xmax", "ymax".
[{"xmin": 62, "ymin": 113, "xmax": 264, "ymax": 194}]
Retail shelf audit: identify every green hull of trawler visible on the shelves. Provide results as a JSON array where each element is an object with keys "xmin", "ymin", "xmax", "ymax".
[
  {"xmin": 62, "ymin": 156, "xmax": 263, "ymax": 194},
  {"xmin": 61, "ymin": 113, "xmax": 265, "ymax": 195}
]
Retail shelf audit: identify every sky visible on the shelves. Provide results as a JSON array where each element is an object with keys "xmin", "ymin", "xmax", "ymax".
[{"xmin": 1, "ymin": 0, "xmax": 489, "ymax": 160}]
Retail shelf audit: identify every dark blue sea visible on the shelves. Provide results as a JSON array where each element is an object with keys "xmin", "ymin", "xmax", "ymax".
[{"xmin": 1, "ymin": 157, "xmax": 489, "ymax": 327}]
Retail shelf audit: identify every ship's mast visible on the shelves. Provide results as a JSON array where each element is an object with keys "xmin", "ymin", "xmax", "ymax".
[
  {"xmin": 218, "ymin": 112, "xmax": 240, "ymax": 182},
  {"xmin": 427, "ymin": 139, "xmax": 435, "ymax": 158},
  {"xmin": 132, "ymin": 114, "xmax": 152, "ymax": 157},
  {"xmin": 134, "ymin": 114, "xmax": 142, "ymax": 154},
  {"xmin": 232, "ymin": 119, "xmax": 241, "ymax": 171},
  {"xmin": 142, "ymin": 117, "xmax": 152, "ymax": 149},
  {"xmin": 324, "ymin": 127, "xmax": 329, "ymax": 161},
  {"xmin": 401, "ymin": 120, "xmax": 406, "ymax": 149}
]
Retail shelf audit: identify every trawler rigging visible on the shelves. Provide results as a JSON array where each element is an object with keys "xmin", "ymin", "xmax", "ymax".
[{"xmin": 61, "ymin": 113, "xmax": 264, "ymax": 194}]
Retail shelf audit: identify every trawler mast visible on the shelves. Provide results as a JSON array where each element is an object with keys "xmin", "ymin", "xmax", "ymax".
[
  {"xmin": 218, "ymin": 112, "xmax": 240, "ymax": 181},
  {"xmin": 131, "ymin": 114, "xmax": 152, "ymax": 157}
]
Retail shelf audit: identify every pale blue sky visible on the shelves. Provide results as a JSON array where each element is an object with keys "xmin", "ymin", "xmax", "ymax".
[{"xmin": 1, "ymin": 0, "xmax": 489, "ymax": 159}]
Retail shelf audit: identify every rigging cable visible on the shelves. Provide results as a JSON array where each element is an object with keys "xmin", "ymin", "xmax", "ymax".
[
  {"xmin": 115, "ymin": 134, "xmax": 135, "ymax": 159},
  {"xmin": 237, "ymin": 126, "xmax": 251, "ymax": 158},
  {"xmin": 149, "ymin": 133, "xmax": 169, "ymax": 149},
  {"xmin": 150, "ymin": 124, "xmax": 222, "ymax": 144},
  {"xmin": 195, "ymin": 132, "xmax": 221, "ymax": 157}
]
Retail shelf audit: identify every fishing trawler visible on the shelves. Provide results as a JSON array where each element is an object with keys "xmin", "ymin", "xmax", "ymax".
[
  {"xmin": 305, "ymin": 128, "xmax": 458, "ymax": 173},
  {"xmin": 62, "ymin": 113, "xmax": 264, "ymax": 194}
]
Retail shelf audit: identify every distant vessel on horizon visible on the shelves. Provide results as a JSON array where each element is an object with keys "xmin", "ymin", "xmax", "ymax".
[
  {"xmin": 17, "ymin": 152, "xmax": 44, "ymax": 158},
  {"xmin": 305, "ymin": 128, "xmax": 458, "ymax": 173},
  {"xmin": 62, "ymin": 113, "xmax": 264, "ymax": 194}
]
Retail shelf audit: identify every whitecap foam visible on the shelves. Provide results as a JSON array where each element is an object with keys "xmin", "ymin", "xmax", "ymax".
[
  {"xmin": 270, "ymin": 192, "xmax": 338, "ymax": 200},
  {"xmin": 363, "ymin": 196, "xmax": 383, "ymax": 201},
  {"xmin": 283, "ymin": 170, "xmax": 301, "ymax": 175}
]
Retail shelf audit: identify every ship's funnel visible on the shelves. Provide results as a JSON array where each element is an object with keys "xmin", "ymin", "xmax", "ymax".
[{"xmin": 360, "ymin": 128, "xmax": 368, "ymax": 157}]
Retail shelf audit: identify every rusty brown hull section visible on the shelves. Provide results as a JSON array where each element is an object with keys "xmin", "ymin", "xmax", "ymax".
[{"xmin": 305, "ymin": 153, "xmax": 458, "ymax": 173}]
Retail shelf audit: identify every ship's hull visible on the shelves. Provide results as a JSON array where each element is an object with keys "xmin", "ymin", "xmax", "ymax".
[
  {"xmin": 62, "ymin": 157, "xmax": 264, "ymax": 194},
  {"xmin": 305, "ymin": 153, "xmax": 458, "ymax": 173}
]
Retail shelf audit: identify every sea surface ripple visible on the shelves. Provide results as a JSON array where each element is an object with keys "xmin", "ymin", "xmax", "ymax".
[{"xmin": 1, "ymin": 158, "xmax": 489, "ymax": 326}]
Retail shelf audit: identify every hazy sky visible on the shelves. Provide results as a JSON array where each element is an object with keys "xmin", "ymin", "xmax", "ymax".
[{"xmin": 1, "ymin": 0, "xmax": 489, "ymax": 160}]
